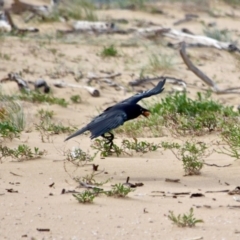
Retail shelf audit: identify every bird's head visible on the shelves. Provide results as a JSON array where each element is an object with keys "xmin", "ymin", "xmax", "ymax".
[{"xmin": 140, "ymin": 107, "xmax": 151, "ymax": 118}]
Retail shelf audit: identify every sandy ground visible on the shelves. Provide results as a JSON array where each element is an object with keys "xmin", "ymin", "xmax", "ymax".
[{"xmin": 1, "ymin": 1, "xmax": 240, "ymax": 239}]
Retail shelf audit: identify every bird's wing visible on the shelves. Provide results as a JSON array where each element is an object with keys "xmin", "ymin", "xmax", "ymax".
[
  {"xmin": 89, "ymin": 110, "xmax": 127, "ymax": 139},
  {"xmin": 64, "ymin": 125, "xmax": 88, "ymax": 141},
  {"xmin": 65, "ymin": 109, "xmax": 126, "ymax": 141},
  {"xmin": 118, "ymin": 78, "xmax": 166, "ymax": 105}
]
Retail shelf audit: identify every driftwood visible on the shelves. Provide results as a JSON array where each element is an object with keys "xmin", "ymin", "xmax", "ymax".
[
  {"xmin": 72, "ymin": 21, "xmax": 114, "ymax": 31},
  {"xmin": 180, "ymin": 42, "xmax": 240, "ymax": 94},
  {"xmin": 52, "ymin": 80, "xmax": 100, "ymax": 97},
  {"xmin": 129, "ymin": 76, "xmax": 187, "ymax": 90},
  {"xmin": 173, "ymin": 14, "xmax": 198, "ymax": 26},
  {"xmin": 57, "ymin": 21, "xmax": 131, "ymax": 35},
  {"xmin": 137, "ymin": 26, "xmax": 238, "ymax": 51},
  {"xmin": 0, "ymin": 10, "xmax": 39, "ymax": 33},
  {"xmin": 87, "ymin": 72, "xmax": 125, "ymax": 92},
  {"xmin": 0, "ymin": 10, "xmax": 11, "ymax": 32},
  {"xmin": 11, "ymin": 0, "xmax": 59, "ymax": 22},
  {"xmin": 1, "ymin": 73, "xmax": 51, "ymax": 93},
  {"xmin": 1, "ymin": 72, "xmax": 29, "ymax": 90},
  {"xmin": 87, "ymin": 72, "xmax": 121, "ymax": 80}
]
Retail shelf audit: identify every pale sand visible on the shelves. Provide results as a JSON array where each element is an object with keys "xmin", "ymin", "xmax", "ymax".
[{"xmin": 1, "ymin": 1, "xmax": 240, "ymax": 239}]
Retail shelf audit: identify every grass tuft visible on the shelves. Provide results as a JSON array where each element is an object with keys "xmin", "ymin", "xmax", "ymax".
[{"xmin": 168, "ymin": 208, "xmax": 204, "ymax": 227}]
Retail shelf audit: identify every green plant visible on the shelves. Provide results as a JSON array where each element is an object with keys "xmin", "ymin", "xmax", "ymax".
[
  {"xmin": 37, "ymin": 109, "xmax": 55, "ymax": 119},
  {"xmin": 151, "ymin": 92, "xmax": 238, "ymax": 136},
  {"xmin": 203, "ymin": 27, "xmax": 231, "ymax": 42},
  {"xmin": 35, "ymin": 110, "xmax": 76, "ymax": 142},
  {"xmin": 0, "ymin": 92, "xmax": 25, "ymax": 139},
  {"xmin": 18, "ymin": 90, "xmax": 68, "ymax": 107},
  {"xmin": 0, "ymin": 121, "xmax": 21, "ymax": 139},
  {"xmin": 66, "ymin": 147, "xmax": 96, "ymax": 166},
  {"xmin": 117, "ymin": 0, "xmax": 147, "ymax": 9},
  {"xmin": 44, "ymin": 0, "xmax": 98, "ymax": 22},
  {"xmin": 0, "ymin": 144, "xmax": 46, "ymax": 162},
  {"xmin": 168, "ymin": 208, "xmax": 204, "ymax": 227},
  {"xmin": 162, "ymin": 140, "xmax": 210, "ymax": 175},
  {"xmin": 101, "ymin": 45, "xmax": 118, "ymax": 57},
  {"xmin": 106, "ymin": 183, "xmax": 134, "ymax": 197},
  {"xmin": 122, "ymin": 138, "xmax": 160, "ymax": 153},
  {"xmin": 218, "ymin": 123, "xmax": 240, "ymax": 159},
  {"xmin": 70, "ymin": 95, "xmax": 82, "ymax": 103},
  {"xmin": 91, "ymin": 138, "xmax": 124, "ymax": 157},
  {"xmin": 148, "ymin": 53, "xmax": 174, "ymax": 72},
  {"xmin": 115, "ymin": 113, "xmax": 164, "ymax": 138},
  {"xmin": 73, "ymin": 190, "xmax": 96, "ymax": 203},
  {"xmin": 0, "ymin": 53, "xmax": 11, "ymax": 61},
  {"xmin": 222, "ymin": 0, "xmax": 240, "ymax": 5}
]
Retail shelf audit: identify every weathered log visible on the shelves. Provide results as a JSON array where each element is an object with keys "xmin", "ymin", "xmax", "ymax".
[{"xmin": 52, "ymin": 80, "xmax": 100, "ymax": 97}]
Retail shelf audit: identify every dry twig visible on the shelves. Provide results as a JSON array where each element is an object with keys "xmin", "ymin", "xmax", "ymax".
[{"xmin": 180, "ymin": 42, "xmax": 240, "ymax": 94}]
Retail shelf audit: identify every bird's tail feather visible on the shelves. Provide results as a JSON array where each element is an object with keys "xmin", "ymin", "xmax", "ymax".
[{"xmin": 64, "ymin": 126, "xmax": 88, "ymax": 141}]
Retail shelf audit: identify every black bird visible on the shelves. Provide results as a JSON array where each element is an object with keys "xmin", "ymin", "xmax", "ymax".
[{"xmin": 65, "ymin": 78, "xmax": 166, "ymax": 148}]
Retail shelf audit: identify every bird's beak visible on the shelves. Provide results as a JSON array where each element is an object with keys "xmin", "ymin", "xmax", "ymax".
[{"xmin": 142, "ymin": 110, "xmax": 151, "ymax": 118}]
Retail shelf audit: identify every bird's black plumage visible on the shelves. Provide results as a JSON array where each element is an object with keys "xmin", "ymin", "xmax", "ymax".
[{"xmin": 65, "ymin": 78, "xmax": 166, "ymax": 147}]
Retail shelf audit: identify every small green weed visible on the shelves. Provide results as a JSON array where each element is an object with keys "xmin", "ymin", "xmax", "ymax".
[
  {"xmin": 73, "ymin": 190, "xmax": 96, "ymax": 203},
  {"xmin": 18, "ymin": 90, "xmax": 68, "ymax": 107},
  {"xmin": 0, "ymin": 144, "xmax": 46, "ymax": 162},
  {"xmin": 106, "ymin": 183, "xmax": 134, "ymax": 198},
  {"xmin": 91, "ymin": 138, "xmax": 124, "ymax": 157},
  {"xmin": 115, "ymin": 114, "xmax": 164, "ymax": 138},
  {"xmin": 66, "ymin": 147, "xmax": 96, "ymax": 166},
  {"xmin": 168, "ymin": 208, "xmax": 204, "ymax": 227},
  {"xmin": 122, "ymin": 138, "xmax": 160, "ymax": 153},
  {"xmin": 37, "ymin": 109, "xmax": 55, "ymax": 119},
  {"xmin": 0, "ymin": 53, "xmax": 11, "ymax": 61},
  {"xmin": 91, "ymin": 138, "xmax": 160, "ymax": 157},
  {"xmin": 148, "ymin": 53, "xmax": 174, "ymax": 72},
  {"xmin": 70, "ymin": 95, "xmax": 82, "ymax": 103},
  {"xmin": 218, "ymin": 123, "xmax": 240, "ymax": 159},
  {"xmin": 162, "ymin": 140, "xmax": 210, "ymax": 175},
  {"xmin": 222, "ymin": 0, "xmax": 240, "ymax": 5},
  {"xmin": 35, "ymin": 111, "xmax": 76, "ymax": 142},
  {"xmin": 0, "ymin": 94, "xmax": 25, "ymax": 139},
  {"xmin": 38, "ymin": 0, "xmax": 98, "ymax": 22},
  {"xmin": 0, "ymin": 121, "xmax": 20, "ymax": 140},
  {"xmin": 101, "ymin": 45, "xmax": 118, "ymax": 57},
  {"xmin": 203, "ymin": 27, "xmax": 231, "ymax": 42}
]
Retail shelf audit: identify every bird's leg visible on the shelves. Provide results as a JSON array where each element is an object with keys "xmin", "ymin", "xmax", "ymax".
[{"xmin": 101, "ymin": 132, "xmax": 114, "ymax": 150}]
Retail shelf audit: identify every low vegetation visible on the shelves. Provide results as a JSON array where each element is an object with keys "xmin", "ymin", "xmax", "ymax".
[
  {"xmin": 91, "ymin": 138, "xmax": 161, "ymax": 157},
  {"xmin": 0, "ymin": 92, "xmax": 25, "ymax": 140},
  {"xmin": 66, "ymin": 147, "xmax": 96, "ymax": 166},
  {"xmin": 162, "ymin": 141, "xmax": 210, "ymax": 175},
  {"xmin": 148, "ymin": 53, "xmax": 174, "ymax": 72},
  {"xmin": 168, "ymin": 208, "xmax": 204, "ymax": 227},
  {"xmin": 101, "ymin": 45, "xmax": 118, "ymax": 57},
  {"xmin": 73, "ymin": 182, "xmax": 134, "ymax": 204},
  {"xmin": 0, "ymin": 144, "xmax": 46, "ymax": 162}
]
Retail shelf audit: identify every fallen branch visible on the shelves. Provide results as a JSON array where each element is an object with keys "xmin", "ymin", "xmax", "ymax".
[
  {"xmin": 1, "ymin": 72, "xmax": 29, "ymax": 90},
  {"xmin": 0, "ymin": 10, "xmax": 39, "ymax": 34},
  {"xmin": 52, "ymin": 80, "xmax": 100, "ymax": 97},
  {"xmin": 180, "ymin": 42, "xmax": 219, "ymax": 91},
  {"xmin": 180, "ymin": 42, "xmax": 240, "ymax": 94},
  {"xmin": 173, "ymin": 14, "xmax": 198, "ymax": 26},
  {"xmin": 86, "ymin": 72, "xmax": 125, "ymax": 92},
  {"xmin": 137, "ymin": 26, "xmax": 239, "ymax": 51},
  {"xmin": 128, "ymin": 76, "xmax": 187, "ymax": 91},
  {"xmin": 204, "ymin": 163, "xmax": 232, "ymax": 167},
  {"xmin": 205, "ymin": 190, "xmax": 229, "ymax": 193},
  {"xmin": 87, "ymin": 72, "xmax": 121, "ymax": 80},
  {"xmin": 1, "ymin": 73, "xmax": 50, "ymax": 93}
]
